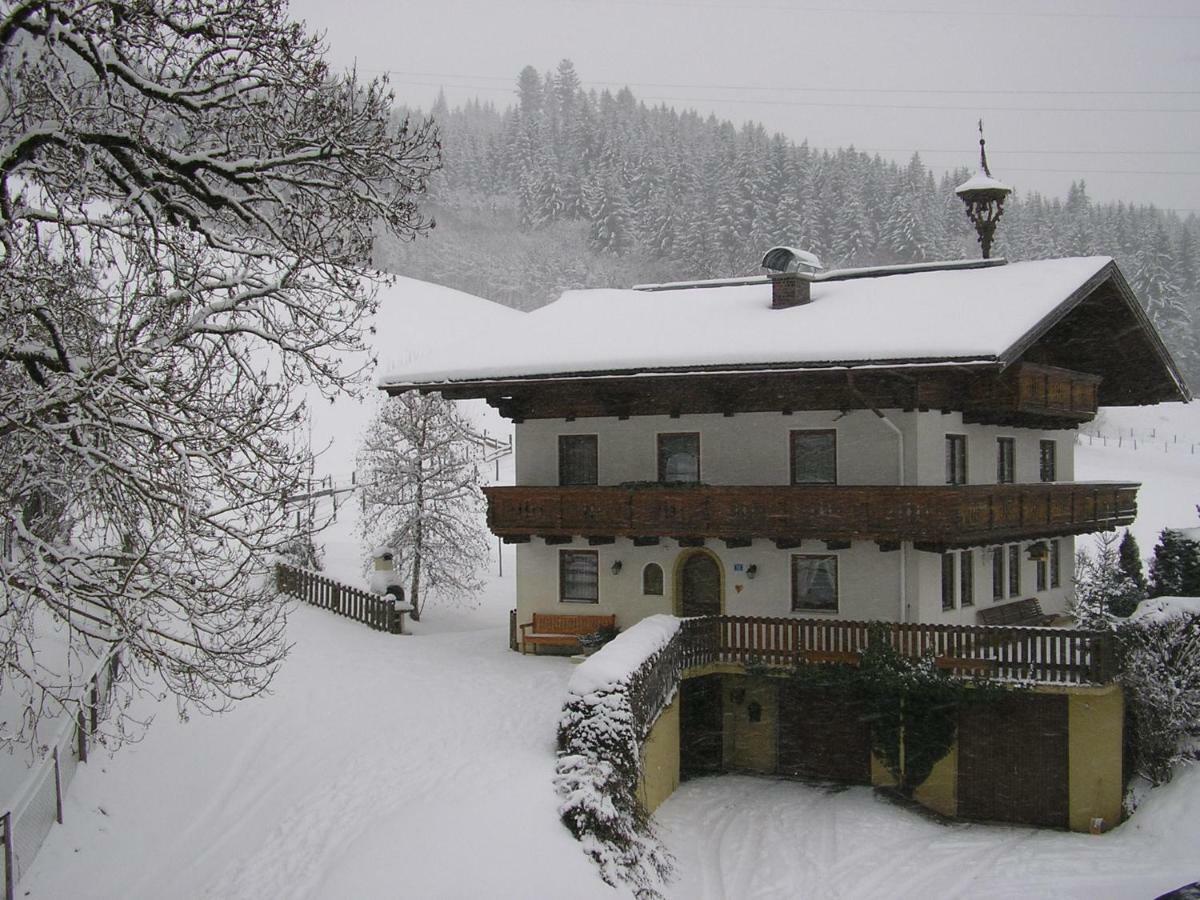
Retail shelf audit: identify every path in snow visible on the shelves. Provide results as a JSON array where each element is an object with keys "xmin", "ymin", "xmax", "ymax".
[{"xmin": 20, "ymin": 602, "xmax": 611, "ymax": 900}]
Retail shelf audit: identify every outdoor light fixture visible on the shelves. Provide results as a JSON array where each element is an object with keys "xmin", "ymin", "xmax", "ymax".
[
  {"xmin": 955, "ymin": 121, "xmax": 1012, "ymax": 260},
  {"xmin": 611, "ymin": 560, "xmax": 623, "ymax": 575},
  {"xmin": 746, "ymin": 564, "xmax": 758, "ymax": 580},
  {"xmin": 1026, "ymin": 542, "xmax": 1048, "ymax": 561}
]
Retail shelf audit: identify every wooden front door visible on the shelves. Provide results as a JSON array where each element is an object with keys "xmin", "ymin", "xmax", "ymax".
[
  {"xmin": 957, "ymin": 693, "xmax": 1069, "ymax": 828},
  {"xmin": 679, "ymin": 552, "xmax": 722, "ymax": 617},
  {"xmin": 777, "ymin": 684, "xmax": 873, "ymax": 784}
]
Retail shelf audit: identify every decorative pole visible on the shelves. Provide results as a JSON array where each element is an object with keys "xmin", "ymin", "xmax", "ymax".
[{"xmin": 955, "ymin": 121, "xmax": 1013, "ymax": 259}]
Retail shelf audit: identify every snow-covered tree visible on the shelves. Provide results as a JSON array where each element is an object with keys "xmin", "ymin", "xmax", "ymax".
[
  {"xmin": 1120, "ymin": 613, "xmax": 1200, "ymax": 784},
  {"xmin": 1073, "ymin": 532, "xmax": 1145, "ymax": 627},
  {"xmin": 0, "ymin": 0, "xmax": 439, "ymax": 748},
  {"xmin": 1119, "ymin": 529, "xmax": 1150, "ymax": 596},
  {"xmin": 1149, "ymin": 528, "xmax": 1200, "ymax": 597},
  {"xmin": 357, "ymin": 393, "xmax": 488, "ymax": 621}
]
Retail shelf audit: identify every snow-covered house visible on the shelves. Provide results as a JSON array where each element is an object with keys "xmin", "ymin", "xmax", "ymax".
[{"xmin": 382, "ymin": 254, "xmax": 1187, "ymax": 636}]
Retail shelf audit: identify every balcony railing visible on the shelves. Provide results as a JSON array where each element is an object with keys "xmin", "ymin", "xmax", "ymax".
[
  {"xmin": 677, "ymin": 615, "xmax": 1115, "ymax": 686},
  {"xmin": 484, "ymin": 482, "xmax": 1138, "ymax": 548}
]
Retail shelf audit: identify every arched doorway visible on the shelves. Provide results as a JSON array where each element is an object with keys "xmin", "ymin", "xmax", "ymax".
[{"xmin": 676, "ymin": 550, "xmax": 723, "ymax": 617}]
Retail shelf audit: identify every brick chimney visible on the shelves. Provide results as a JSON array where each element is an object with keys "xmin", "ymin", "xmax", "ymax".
[{"xmin": 769, "ymin": 272, "xmax": 812, "ymax": 309}]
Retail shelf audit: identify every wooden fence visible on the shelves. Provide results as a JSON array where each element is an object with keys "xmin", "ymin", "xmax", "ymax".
[
  {"xmin": 678, "ymin": 615, "xmax": 1115, "ymax": 686},
  {"xmin": 276, "ymin": 563, "xmax": 404, "ymax": 634}
]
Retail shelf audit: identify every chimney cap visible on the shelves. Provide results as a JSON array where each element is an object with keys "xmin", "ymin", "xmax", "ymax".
[{"xmin": 762, "ymin": 246, "xmax": 823, "ymax": 275}]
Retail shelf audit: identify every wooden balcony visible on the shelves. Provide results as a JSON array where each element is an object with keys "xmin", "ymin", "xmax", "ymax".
[
  {"xmin": 483, "ymin": 482, "xmax": 1138, "ymax": 549},
  {"xmin": 965, "ymin": 362, "xmax": 1100, "ymax": 428}
]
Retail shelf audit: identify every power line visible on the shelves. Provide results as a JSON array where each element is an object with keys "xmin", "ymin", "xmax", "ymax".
[
  {"xmin": 379, "ymin": 76, "xmax": 1200, "ymax": 114},
  {"xmin": 396, "ymin": 77, "xmax": 1200, "ymax": 115},
  {"xmin": 366, "ymin": 67, "xmax": 1200, "ymax": 98},
  {"xmin": 558, "ymin": 0, "xmax": 1200, "ymax": 19}
]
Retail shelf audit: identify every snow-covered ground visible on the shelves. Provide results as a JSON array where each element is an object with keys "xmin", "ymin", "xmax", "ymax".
[{"xmin": 12, "ymin": 276, "xmax": 1200, "ymax": 898}]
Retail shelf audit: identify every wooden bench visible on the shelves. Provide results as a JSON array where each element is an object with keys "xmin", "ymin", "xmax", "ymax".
[
  {"xmin": 520, "ymin": 613, "xmax": 617, "ymax": 655},
  {"xmin": 977, "ymin": 597, "xmax": 1058, "ymax": 627}
]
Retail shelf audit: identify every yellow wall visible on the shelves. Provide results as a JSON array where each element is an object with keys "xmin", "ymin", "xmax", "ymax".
[
  {"xmin": 634, "ymin": 674, "xmax": 1126, "ymax": 832},
  {"xmin": 912, "ymin": 744, "xmax": 958, "ymax": 817},
  {"xmin": 638, "ymin": 694, "xmax": 681, "ymax": 813},
  {"xmin": 1067, "ymin": 685, "xmax": 1125, "ymax": 833},
  {"xmin": 724, "ymin": 677, "xmax": 778, "ymax": 774}
]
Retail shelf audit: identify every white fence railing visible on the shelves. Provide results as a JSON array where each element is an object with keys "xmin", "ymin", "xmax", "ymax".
[{"xmin": 0, "ymin": 645, "xmax": 123, "ymax": 900}]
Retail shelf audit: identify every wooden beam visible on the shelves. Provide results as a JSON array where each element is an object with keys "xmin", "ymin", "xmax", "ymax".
[
  {"xmin": 875, "ymin": 540, "xmax": 901, "ymax": 552},
  {"xmin": 722, "ymin": 537, "xmax": 753, "ymax": 549},
  {"xmin": 824, "ymin": 540, "xmax": 851, "ymax": 551},
  {"xmin": 543, "ymin": 535, "xmax": 573, "ymax": 545},
  {"xmin": 632, "ymin": 536, "xmax": 661, "ymax": 547},
  {"xmin": 675, "ymin": 537, "xmax": 705, "ymax": 547},
  {"xmin": 774, "ymin": 537, "xmax": 803, "ymax": 550},
  {"xmin": 501, "ymin": 535, "xmax": 531, "ymax": 544},
  {"xmin": 586, "ymin": 536, "xmax": 615, "ymax": 546}
]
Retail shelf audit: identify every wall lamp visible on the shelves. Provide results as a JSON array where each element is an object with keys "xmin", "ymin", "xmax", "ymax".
[
  {"xmin": 746, "ymin": 564, "xmax": 758, "ymax": 580},
  {"xmin": 611, "ymin": 560, "xmax": 623, "ymax": 575},
  {"xmin": 1026, "ymin": 542, "xmax": 1047, "ymax": 561}
]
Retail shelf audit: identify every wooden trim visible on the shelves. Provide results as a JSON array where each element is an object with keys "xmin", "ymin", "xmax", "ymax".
[{"xmin": 485, "ymin": 483, "xmax": 1138, "ymax": 547}]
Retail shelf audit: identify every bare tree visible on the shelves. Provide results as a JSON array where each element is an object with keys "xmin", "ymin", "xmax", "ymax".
[
  {"xmin": 0, "ymin": 0, "xmax": 439, "ymax": 749},
  {"xmin": 357, "ymin": 393, "xmax": 488, "ymax": 621}
]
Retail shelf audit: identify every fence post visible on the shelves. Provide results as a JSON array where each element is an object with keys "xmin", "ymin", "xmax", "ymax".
[
  {"xmin": 52, "ymin": 747, "xmax": 63, "ymax": 824},
  {"xmin": 76, "ymin": 708, "xmax": 87, "ymax": 764},
  {"xmin": 3, "ymin": 810, "xmax": 13, "ymax": 900}
]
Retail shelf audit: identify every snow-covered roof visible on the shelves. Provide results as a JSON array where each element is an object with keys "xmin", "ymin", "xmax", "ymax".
[
  {"xmin": 956, "ymin": 169, "xmax": 1013, "ymax": 195},
  {"xmin": 1130, "ymin": 596, "xmax": 1200, "ymax": 624},
  {"xmin": 381, "ymin": 256, "xmax": 1115, "ymax": 388}
]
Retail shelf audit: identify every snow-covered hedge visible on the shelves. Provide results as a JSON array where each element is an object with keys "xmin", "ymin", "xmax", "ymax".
[
  {"xmin": 1120, "ymin": 611, "xmax": 1200, "ymax": 785},
  {"xmin": 555, "ymin": 615, "xmax": 680, "ymax": 898}
]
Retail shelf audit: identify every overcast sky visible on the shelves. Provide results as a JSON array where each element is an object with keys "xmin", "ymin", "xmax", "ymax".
[{"xmin": 288, "ymin": 0, "xmax": 1199, "ymax": 217}]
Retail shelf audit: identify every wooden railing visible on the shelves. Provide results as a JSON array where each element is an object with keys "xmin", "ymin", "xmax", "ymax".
[
  {"xmin": 677, "ymin": 615, "xmax": 1116, "ymax": 686},
  {"xmin": 484, "ymin": 482, "xmax": 1138, "ymax": 546},
  {"xmin": 276, "ymin": 563, "xmax": 403, "ymax": 634}
]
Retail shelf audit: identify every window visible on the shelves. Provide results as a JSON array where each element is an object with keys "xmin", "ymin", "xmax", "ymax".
[
  {"xmin": 1008, "ymin": 544, "xmax": 1021, "ymax": 597},
  {"xmin": 992, "ymin": 546, "xmax": 1005, "ymax": 601},
  {"xmin": 642, "ymin": 563, "xmax": 664, "ymax": 596},
  {"xmin": 943, "ymin": 550, "xmax": 974, "ymax": 611},
  {"xmin": 996, "ymin": 437, "xmax": 1015, "ymax": 484},
  {"xmin": 961, "ymin": 549, "xmax": 975, "ymax": 607},
  {"xmin": 1049, "ymin": 539, "xmax": 1061, "ymax": 589},
  {"xmin": 658, "ymin": 432, "xmax": 700, "ymax": 483},
  {"xmin": 558, "ymin": 434, "xmax": 598, "ymax": 486},
  {"xmin": 791, "ymin": 555, "xmax": 838, "ymax": 613},
  {"xmin": 790, "ymin": 430, "xmax": 837, "ymax": 484},
  {"xmin": 941, "ymin": 553, "xmax": 956, "ymax": 610},
  {"xmin": 1036, "ymin": 553, "xmax": 1048, "ymax": 592},
  {"xmin": 1039, "ymin": 440, "xmax": 1057, "ymax": 482},
  {"xmin": 559, "ymin": 550, "xmax": 599, "ymax": 603},
  {"xmin": 945, "ymin": 434, "xmax": 967, "ymax": 485}
]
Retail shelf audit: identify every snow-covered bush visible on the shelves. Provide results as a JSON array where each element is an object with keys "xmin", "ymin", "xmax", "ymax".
[
  {"xmin": 1120, "ymin": 613, "xmax": 1200, "ymax": 785},
  {"xmin": 555, "ymin": 616, "xmax": 679, "ymax": 898},
  {"xmin": 1073, "ymin": 533, "xmax": 1146, "ymax": 627}
]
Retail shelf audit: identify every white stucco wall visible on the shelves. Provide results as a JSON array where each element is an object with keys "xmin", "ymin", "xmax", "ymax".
[
  {"xmin": 517, "ymin": 409, "xmax": 1074, "ymax": 488},
  {"xmin": 511, "ymin": 409, "xmax": 1082, "ymax": 629},
  {"xmin": 515, "ymin": 537, "xmax": 902, "ymax": 631},
  {"xmin": 515, "ymin": 410, "xmax": 911, "ymax": 486},
  {"xmin": 909, "ymin": 535, "xmax": 1076, "ymax": 625}
]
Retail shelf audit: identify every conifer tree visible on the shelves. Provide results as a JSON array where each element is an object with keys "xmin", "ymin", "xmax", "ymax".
[
  {"xmin": 1149, "ymin": 528, "xmax": 1200, "ymax": 597},
  {"xmin": 1119, "ymin": 529, "xmax": 1150, "ymax": 596}
]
